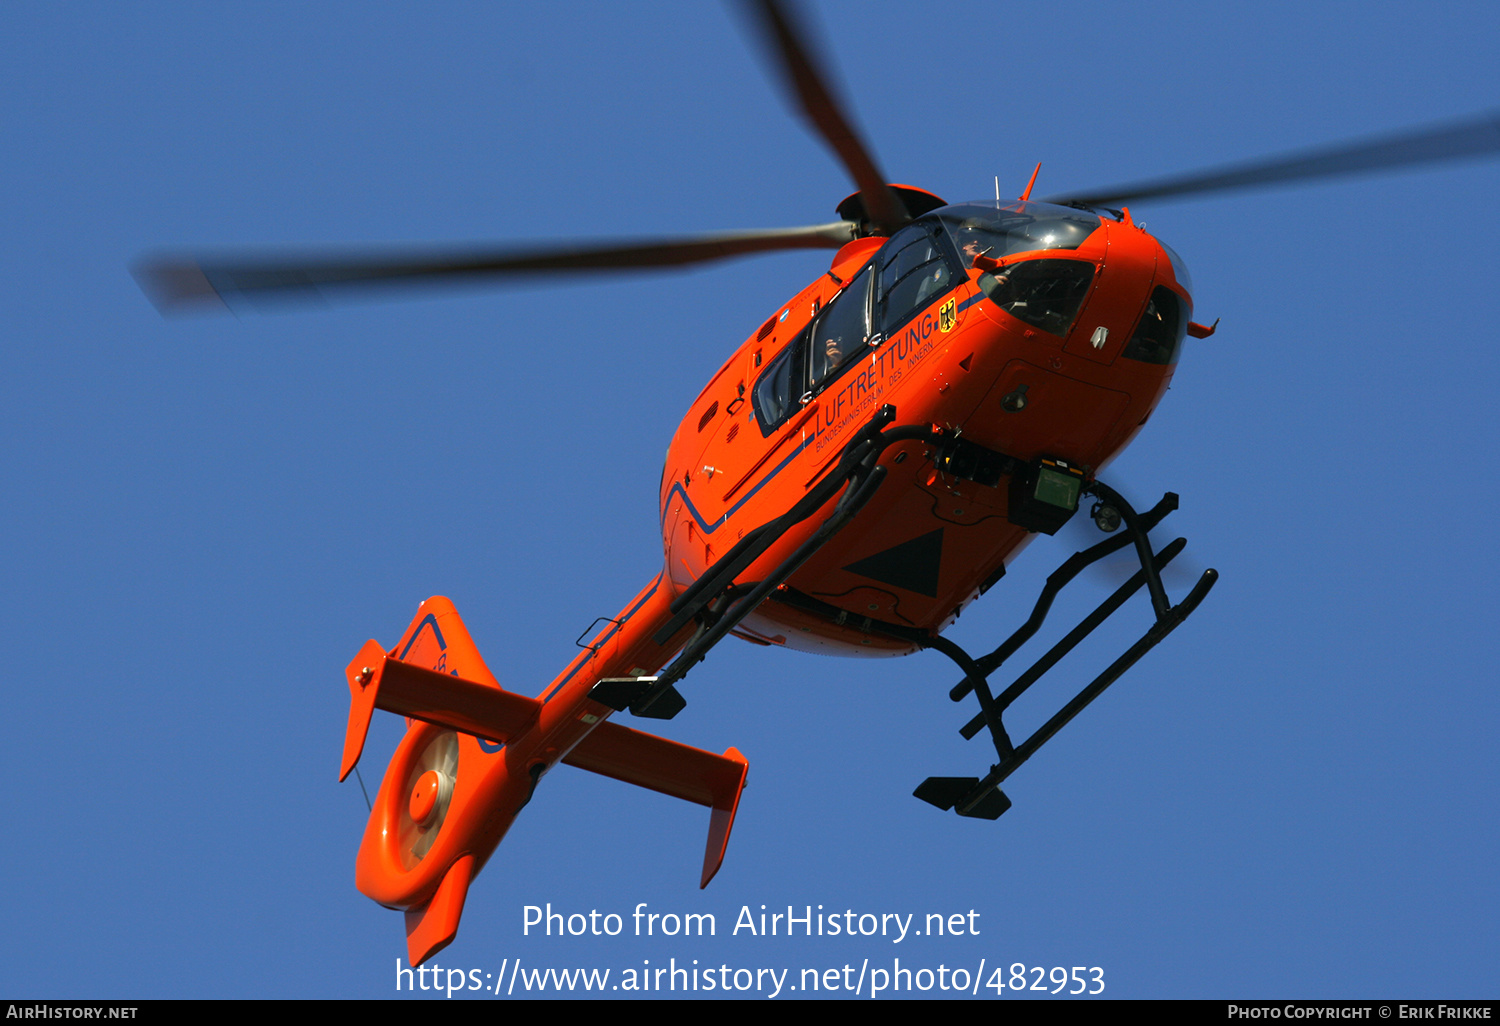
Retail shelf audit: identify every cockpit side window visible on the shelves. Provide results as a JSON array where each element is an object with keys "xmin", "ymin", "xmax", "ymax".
[
  {"xmin": 874, "ymin": 222, "xmax": 955, "ymax": 338},
  {"xmin": 1122, "ymin": 285, "xmax": 1188, "ymax": 365}
]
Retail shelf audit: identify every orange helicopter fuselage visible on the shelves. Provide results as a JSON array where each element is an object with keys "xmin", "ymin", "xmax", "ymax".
[{"xmin": 661, "ymin": 200, "xmax": 1187, "ymax": 654}]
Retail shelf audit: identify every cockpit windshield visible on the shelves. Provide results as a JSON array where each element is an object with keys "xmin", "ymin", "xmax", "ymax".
[
  {"xmin": 936, "ymin": 201, "xmax": 1101, "ymax": 265},
  {"xmin": 1160, "ymin": 239, "xmax": 1193, "ymax": 298}
]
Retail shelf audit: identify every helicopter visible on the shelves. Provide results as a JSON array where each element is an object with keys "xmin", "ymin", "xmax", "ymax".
[{"xmin": 133, "ymin": 1, "xmax": 1500, "ymax": 970}]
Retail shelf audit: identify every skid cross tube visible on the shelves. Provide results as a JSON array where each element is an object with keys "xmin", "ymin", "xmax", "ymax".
[
  {"xmin": 948, "ymin": 491, "xmax": 1180, "ymax": 703},
  {"xmin": 917, "ymin": 480, "xmax": 1218, "ymax": 819},
  {"xmin": 925, "ymin": 633, "xmax": 1016, "ymax": 758},
  {"xmin": 1090, "ymin": 481, "xmax": 1173, "ymax": 619},
  {"xmin": 972, "ymin": 563, "xmax": 1216, "ymax": 796},
  {"xmin": 957, "ymin": 536, "xmax": 1187, "ymax": 741}
]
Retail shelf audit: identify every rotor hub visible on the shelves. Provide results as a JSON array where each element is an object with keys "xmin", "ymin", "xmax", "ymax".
[{"xmin": 409, "ymin": 769, "xmax": 443, "ymax": 826}]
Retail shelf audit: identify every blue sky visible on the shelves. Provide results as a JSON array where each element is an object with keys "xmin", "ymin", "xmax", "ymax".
[{"xmin": 2, "ymin": 0, "xmax": 1497, "ymax": 999}]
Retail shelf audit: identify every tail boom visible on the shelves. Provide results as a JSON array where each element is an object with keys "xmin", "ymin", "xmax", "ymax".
[{"xmin": 343, "ymin": 577, "xmax": 749, "ymax": 963}]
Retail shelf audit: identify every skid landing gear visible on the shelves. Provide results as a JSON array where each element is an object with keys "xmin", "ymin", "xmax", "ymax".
[{"xmin": 915, "ymin": 483, "xmax": 1218, "ymax": 819}]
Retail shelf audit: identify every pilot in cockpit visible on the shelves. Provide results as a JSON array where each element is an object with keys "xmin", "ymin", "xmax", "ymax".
[{"xmin": 958, "ymin": 222, "xmax": 1008, "ymax": 280}]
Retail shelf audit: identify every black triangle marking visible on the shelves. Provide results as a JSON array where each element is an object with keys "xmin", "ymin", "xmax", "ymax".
[{"xmin": 842, "ymin": 528, "xmax": 943, "ymax": 597}]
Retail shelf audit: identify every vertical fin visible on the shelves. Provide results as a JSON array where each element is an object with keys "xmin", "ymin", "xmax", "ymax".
[
  {"xmin": 341, "ymin": 596, "xmax": 505, "ymax": 782},
  {"xmin": 392, "ymin": 596, "xmax": 501, "ymax": 687},
  {"xmin": 341, "ymin": 639, "xmax": 388, "ymax": 782},
  {"xmin": 701, "ymin": 747, "xmax": 749, "ymax": 888},
  {"xmin": 404, "ymin": 855, "xmax": 475, "ymax": 967}
]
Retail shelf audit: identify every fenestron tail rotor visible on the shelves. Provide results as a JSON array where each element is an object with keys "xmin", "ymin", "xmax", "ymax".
[{"xmin": 397, "ymin": 730, "xmax": 459, "ymax": 870}]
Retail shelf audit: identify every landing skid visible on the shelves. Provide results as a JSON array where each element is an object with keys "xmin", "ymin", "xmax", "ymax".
[{"xmin": 915, "ymin": 484, "xmax": 1217, "ymax": 819}]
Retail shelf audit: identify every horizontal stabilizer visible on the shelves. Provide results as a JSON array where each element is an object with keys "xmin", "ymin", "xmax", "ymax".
[
  {"xmin": 564, "ymin": 724, "xmax": 748, "ymax": 887},
  {"xmin": 404, "ymin": 855, "xmax": 474, "ymax": 967}
]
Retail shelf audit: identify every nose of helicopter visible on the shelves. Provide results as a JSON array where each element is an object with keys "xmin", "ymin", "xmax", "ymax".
[{"xmin": 943, "ymin": 216, "xmax": 1186, "ymax": 474}]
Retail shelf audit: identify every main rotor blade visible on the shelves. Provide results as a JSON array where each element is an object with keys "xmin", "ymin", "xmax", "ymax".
[
  {"xmin": 1044, "ymin": 109, "xmax": 1500, "ymax": 209},
  {"xmin": 133, "ymin": 221, "xmax": 856, "ymax": 314},
  {"xmin": 740, "ymin": 0, "xmax": 907, "ymax": 232}
]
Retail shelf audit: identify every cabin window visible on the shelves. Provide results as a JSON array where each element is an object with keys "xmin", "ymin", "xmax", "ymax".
[
  {"xmin": 751, "ymin": 263, "xmax": 878, "ymax": 436},
  {"xmin": 807, "ymin": 263, "xmax": 873, "ymax": 394},
  {"xmin": 752, "ymin": 334, "xmax": 803, "ymax": 433}
]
